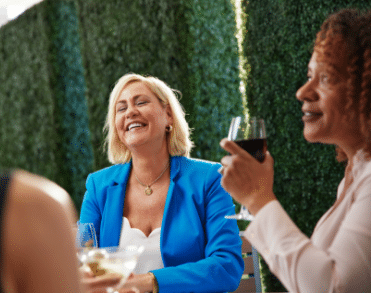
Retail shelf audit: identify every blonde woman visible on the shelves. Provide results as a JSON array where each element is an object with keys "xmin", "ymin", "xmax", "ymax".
[{"xmin": 80, "ymin": 73, "xmax": 243, "ymax": 293}]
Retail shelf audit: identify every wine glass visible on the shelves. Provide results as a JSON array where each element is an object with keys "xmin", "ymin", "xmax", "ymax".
[
  {"xmin": 84, "ymin": 245, "xmax": 145, "ymax": 293},
  {"xmin": 75, "ymin": 222, "xmax": 98, "ymax": 263},
  {"xmin": 225, "ymin": 116, "xmax": 267, "ymax": 221}
]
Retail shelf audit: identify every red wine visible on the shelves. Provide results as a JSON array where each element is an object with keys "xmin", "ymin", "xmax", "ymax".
[{"xmin": 235, "ymin": 138, "xmax": 267, "ymax": 162}]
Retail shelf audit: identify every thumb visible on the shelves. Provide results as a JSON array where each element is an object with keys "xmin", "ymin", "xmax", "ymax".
[{"xmin": 262, "ymin": 151, "xmax": 274, "ymax": 171}]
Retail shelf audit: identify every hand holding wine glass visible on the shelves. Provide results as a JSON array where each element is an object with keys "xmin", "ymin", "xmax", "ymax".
[
  {"xmin": 220, "ymin": 116, "xmax": 275, "ymax": 220},
  {"xmin": 83, "ymin": 246, "xmax": 144, "ymax": 293}
]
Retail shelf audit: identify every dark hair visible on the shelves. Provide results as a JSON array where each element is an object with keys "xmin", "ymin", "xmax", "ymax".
[{"xmin": 314, "ymin": 9, "xmax": 371, "ymax": 161}]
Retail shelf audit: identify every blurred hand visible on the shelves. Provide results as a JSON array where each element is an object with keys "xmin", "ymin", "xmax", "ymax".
[
  {"xmin": 80, "ymin": 267, "xmax": 121, "ymax": 293},
  {"xmin": 116, "ymin": 273, "xmax": 154, "ymax": 293},
  {"xmin": 82, "ymin": 272, "xmax": 153, "ymax": 293},
  {"xmin": 219, "ymin": 138, "xmax": 276, "ymax": 215}
]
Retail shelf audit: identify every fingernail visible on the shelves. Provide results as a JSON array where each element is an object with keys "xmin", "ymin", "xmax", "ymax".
[{"xmin": 217, "ymin": 166, "xmax": 224, "ymax": 174}]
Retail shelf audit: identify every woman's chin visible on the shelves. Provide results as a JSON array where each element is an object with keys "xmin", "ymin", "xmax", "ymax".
[
  {"xmin": 303, "ymin": 132, "xmax": 333, "ymax": 145},
  {"xmin": 303, "ymin": 130, "xmax": 323, "ymax": 144}
]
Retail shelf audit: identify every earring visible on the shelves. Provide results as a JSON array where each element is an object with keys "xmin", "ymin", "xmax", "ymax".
[{"xmin": 166, "ymin": 125, "xmax": 173, "ymax": 132}]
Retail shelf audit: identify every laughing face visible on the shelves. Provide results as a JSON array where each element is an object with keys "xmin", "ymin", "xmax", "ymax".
[
  {"xmin": 115, "ymin": 81, "xmax": 173, "ymax": 151},
  {"xmin": 295, "ymin": 48, "xmax": 361, "ymax": 147}
]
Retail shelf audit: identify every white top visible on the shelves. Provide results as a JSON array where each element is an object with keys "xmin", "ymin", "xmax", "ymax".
[
  {"xmin": 119, "ymin": 217, "xmax": 164, "ymax": 274},
  {"xmin": 244, "ymin": 150, "xmax": 371, "ymax": 292}
]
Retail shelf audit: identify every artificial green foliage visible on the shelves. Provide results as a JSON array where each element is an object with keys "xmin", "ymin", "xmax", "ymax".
[
  {"xmin": 0, "ymin": 0, "xmax": 93, "ymax": 209},
  {"xmin": 0, "ymin": 5, "xmax": 61, "ymax": 182},
  {"xmin": 47, "ymin": 0, "xmax": 94, "ymax": 209},
  {"xmin": 75, "ymin": 0, "xmax": 242, "ymax": 169},
  {"xmin": 242, "ymin": 0, "xmax": 371, "ymax": 291},
  {"xmin": 176, "ymin": 0, "xmax": 243, "ymax": 161}
]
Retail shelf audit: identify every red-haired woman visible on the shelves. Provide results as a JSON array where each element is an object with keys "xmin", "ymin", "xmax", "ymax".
[{"xmin": 220, "ymin": 8, "xmax": 371, "ymax": 292}]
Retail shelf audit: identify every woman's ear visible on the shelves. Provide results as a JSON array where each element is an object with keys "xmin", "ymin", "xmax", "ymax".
[{"xmin": 166, "ymin": 105, "xmax": 173, "ymax": 125}]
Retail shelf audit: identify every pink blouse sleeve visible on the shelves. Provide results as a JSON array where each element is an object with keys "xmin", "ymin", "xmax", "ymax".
[{"xmin": 244, "ymin": 192, "xmax": 371, "ymax": 292}]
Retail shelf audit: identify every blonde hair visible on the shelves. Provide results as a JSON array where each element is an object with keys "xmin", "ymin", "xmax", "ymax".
[{"xmin": 104, "ymin": 73, "xmax": 193, "ymax": 164}]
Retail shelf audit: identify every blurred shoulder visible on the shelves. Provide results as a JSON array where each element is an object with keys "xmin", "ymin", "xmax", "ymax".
[
  {"xmin": 4, "ymin": 170, "xmax": 77, "ymax": 260},
  {"xmin": 3, "ymin": 170, "xmax": 83, "ymax": 293},
  {"xmin": 8, "ymin": 170, "xmax": 77, "ymax": 225}
]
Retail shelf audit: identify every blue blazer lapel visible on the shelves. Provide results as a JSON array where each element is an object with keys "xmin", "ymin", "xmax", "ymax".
[
  {"xmin": 160, "ymin": 156, "xmax": 182, "ymax": 264},
  {"xmin": 100, "ymin": 163, "xmax": 131, "ymax": 247}
]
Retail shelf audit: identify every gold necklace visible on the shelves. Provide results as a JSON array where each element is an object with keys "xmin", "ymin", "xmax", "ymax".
[{"xmin": 134, "ymin": 162, "xmax": 170, "ymax": 195}]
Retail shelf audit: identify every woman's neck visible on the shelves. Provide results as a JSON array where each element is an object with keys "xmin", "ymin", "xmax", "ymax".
[
  {"xmin": 130, "ymin": 147, "xmax": 170, "ymax": 181},
  {"xmin": 338, "ymin": 138, "xmax": 364, "ymax": 165}
]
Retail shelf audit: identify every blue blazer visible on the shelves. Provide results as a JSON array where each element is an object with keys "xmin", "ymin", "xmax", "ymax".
[{"xmin": 80, "ymin": 156, "xmax": 244, "ymax": 293}]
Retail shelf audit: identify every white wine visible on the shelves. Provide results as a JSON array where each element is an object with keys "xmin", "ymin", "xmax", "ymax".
[
  {"xmin": 88, "ymin": 257, "xmax": 137, "ymax": 279},
  {"xmin": 84, "ymin": 246, "xmax": 144, "ymax": 285}
]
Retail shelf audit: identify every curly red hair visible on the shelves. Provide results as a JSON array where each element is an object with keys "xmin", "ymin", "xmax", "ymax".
[{"xmin": 314, "ymin": 9, "xmax": 371, "ymax": 161}]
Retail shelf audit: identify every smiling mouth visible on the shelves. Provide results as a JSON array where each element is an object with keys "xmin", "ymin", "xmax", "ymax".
[
  {"xmin": 302, "ymin": 111, "xmax": 322, "ymax": 121},
  {"xmin": 127, "ymin": 123, "xmax": 145, "ymax": 131}
]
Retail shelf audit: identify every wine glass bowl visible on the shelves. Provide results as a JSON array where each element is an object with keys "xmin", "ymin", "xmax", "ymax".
[
  {"xmin": 85, "ymin": 245, "xmax": 145, "ymax": 293},
  {"xmin": 225, "ymin": 115, "xmax": 267, "ymax": 221},
  {"xmin": 228, "ymin": 116, "xmax": 267, "ymax": 162},
  {"xmin": 75, "ymin": 222, "xmax": 98, "ymax": 264}
]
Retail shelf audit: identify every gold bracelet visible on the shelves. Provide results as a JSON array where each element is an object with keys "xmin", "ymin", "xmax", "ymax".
[{"xmin": 148, "ymin": 272, "xmax": 159, "ymax": 293}]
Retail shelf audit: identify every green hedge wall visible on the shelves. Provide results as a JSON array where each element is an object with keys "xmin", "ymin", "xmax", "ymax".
[
  {"xmin": 0, "ymin": 4, "xmax": 61, "ymax": 182},
  {"xmin": 243, "ymin": 0, "xmax": 371, "ymax": 291},
  {"xmin": 48, "ymin": 0, "xmax": 94, "ymax": 209},
  {"xmin": 0, "ymin": 0, "xmax": 94, "ymax": 209},
  {"xmin": 176, "ymin": 0, "xmax": 243, "ymax": 160}
]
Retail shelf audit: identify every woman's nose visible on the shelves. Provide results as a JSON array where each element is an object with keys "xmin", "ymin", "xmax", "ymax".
[
  {"xmin": 125, "ymin": 104, "xmax": 139, "ymax": 118},
  {"xmin": 296, "ymin": 80, "xmax": 318, "ymax": 103}
]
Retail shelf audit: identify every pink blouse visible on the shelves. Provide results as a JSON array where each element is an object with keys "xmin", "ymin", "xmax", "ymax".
[{"xmin": 244, "ymin": 150, "xmax": 371, "ymax": 292}]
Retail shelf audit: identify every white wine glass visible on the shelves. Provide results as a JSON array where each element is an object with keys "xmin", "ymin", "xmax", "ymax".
[
  {"xmin": 84, "ymin": 245, "xmax": 145, "ymax": 293},
  {"xmin": 75, "ymin": 222, "xmax": 98, "ymax": 263},
  {"xmin": 225, "ymin": 116, "xmax": 267, "ymax": 221}
]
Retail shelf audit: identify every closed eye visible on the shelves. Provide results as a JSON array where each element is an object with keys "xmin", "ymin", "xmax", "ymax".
[
  {"xmin": 117, "ymin": 106, "xmax": 127, "ymax": 112},
  {"xmin": 116, "ymin": 102, "xmax": 127, "ymax": 112},
  {"xmin": 137, "ymin": 100, "xmax": 148, "ymax": 106}
]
